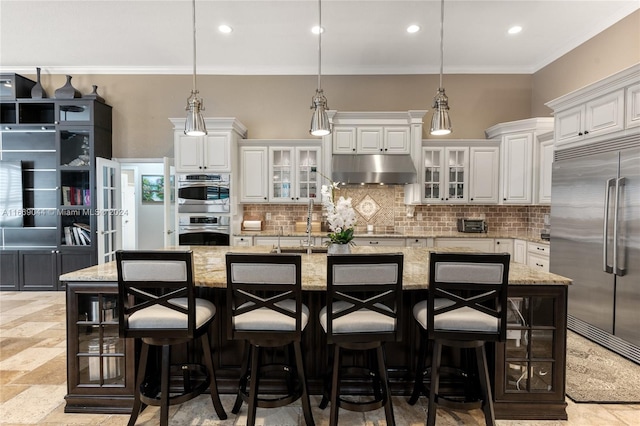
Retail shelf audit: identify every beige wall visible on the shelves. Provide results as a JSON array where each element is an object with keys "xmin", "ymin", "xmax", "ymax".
[
  {"xmin": 24, "ymin": 10, "xmax": 638, "ymax": 159},
  {"xmin": 531, "ymin": 10, "xmax": 640, "ymax": 117}
]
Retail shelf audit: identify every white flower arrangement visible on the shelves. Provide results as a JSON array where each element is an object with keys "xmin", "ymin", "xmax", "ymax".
[{"xmin": 320, "ymin": 181, "xmax": 357, "ymax": 245}]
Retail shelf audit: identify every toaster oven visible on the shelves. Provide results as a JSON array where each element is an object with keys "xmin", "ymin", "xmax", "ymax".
[{"xmin": 457, "ymin": 218, "xmax": 487, "ymax": 233}]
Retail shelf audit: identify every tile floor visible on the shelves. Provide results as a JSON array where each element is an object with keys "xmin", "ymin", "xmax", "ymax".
[{"xmin": 1, "ymin": 291, "xmax": 639, "ymax": 426}]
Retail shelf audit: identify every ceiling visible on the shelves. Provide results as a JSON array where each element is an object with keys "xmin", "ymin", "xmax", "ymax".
[{"xmin": 1, "ymin": 0, "xmax": 638, "ymax": 76}]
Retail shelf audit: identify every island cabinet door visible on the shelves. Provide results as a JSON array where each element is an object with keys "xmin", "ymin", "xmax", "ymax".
[
  {"xmin": 493, "ymin": 285, "xmax": 568, "ymax": 421},
  {"xmin": 64, "ymin": 282, "xmax": 136, "ymax": 414}
]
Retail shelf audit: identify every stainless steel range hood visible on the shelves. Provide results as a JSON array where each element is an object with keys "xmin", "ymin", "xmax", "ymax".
[{"xmin": 331, "ymin": 154, "xmax": 417, "ymax": 185}]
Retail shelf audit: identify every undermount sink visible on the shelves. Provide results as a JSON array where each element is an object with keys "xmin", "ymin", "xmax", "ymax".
[{"xmin": 270, "ymin": 247, "xmax": 328, "ymax": 254}]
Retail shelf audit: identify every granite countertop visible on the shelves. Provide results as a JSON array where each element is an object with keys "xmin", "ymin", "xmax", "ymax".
[{"xmin": 60, "ymin": 246, "xmax": 570, "ymax": 290}]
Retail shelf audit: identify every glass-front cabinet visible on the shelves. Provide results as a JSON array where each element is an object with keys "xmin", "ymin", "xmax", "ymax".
[
  {"xmin": 268, "ymin": 145, "xmax": 321, "ymax": 203},
  {"xmin": 494, "ymin": 285, "xmax": 568, "ymax": 420},
  {"xmin": 422, "ymin": 146, "xmax": 468, "ymax": 203},
  {"xmin": 65, "ymin": 282, "xmax": 135, "ymax": 413}
]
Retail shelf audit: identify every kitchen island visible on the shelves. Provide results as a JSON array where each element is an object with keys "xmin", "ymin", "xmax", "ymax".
[{"xmin": 61, "ymin": 246, "xmax": 571, "ymax": 420}]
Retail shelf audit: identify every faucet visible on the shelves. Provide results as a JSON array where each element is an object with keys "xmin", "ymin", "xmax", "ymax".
[{"xmin": 305, "ymin": 198, "xmax": 314, "ymax": 254}]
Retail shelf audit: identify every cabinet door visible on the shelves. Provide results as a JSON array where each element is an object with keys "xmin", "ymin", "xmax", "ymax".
[
  {"xmin": 384, "ymin": 127, "xmax": 410, "ymax": 153},
  {"xmin": 175, "ymin": 136, "xmax": 203, "ymax": 172},
  {"xmin": 269, "ymin": 147, "xmax": 295, "ymax": 202},
  {"xmin": 444, "ymin": 147, "xmax": 468, "ymax": 203},
  {"xmin": 502, "ymin": 133, "xmax": 533, "ymax": 204},
  {"xmin": 585, "ymin": 90, "xmax": 624, "ymax": 137},
  {"xmin": 356, "ymin": 127, "xmax": 383, "ymax": 153},
  {"xmin": 19, "ymin": 250, "xmax": 57, "ymax": 290},
  {"xmin": 352, "ymin": 238, "xmax": 405, "ymax": 247},
  {"xmin": 513, "ymin": 239, "xmax": 527, "ymax": 264},
  {"xmin": 295, "ymin": 146, "xmax": 321, "ymax": 202},
  {"xmin": 232, "ymin": 236, "xmax": 253, "ymax": 246},
  {"xmin": 0, "ymin": 251, "xmax": 20, "ymax": 290},
  {"xmin": 554, "ymin": 106, "xmax": 584, "ymax": 146},
  {"xmin": 626, "ymin": 83, "xmax": 640, "ymax": 129},
  {"xmin": 333, "ymin": 126, "xmax": 357, "ymax": 153},
  {"xmin": 537, "ymin": 139, "xmax": 554, "ymax": 204},
  {"xmin": 494, "ymin": 239, "xmax": 513, "ymax": 256},
  {"xmin": 203, "ymin": 133, "xmax": 231, "ymax": 171},
  {"xmin": 422, "ymin": 147, "xmax": 444, "ymax": 202},
  {"xmin": 57, "ymin": 249, "xmax": 94, "ymax": 289},
  {"xmin": 240, "ymin": 146, "xmax": 268, "ymax": 202},
  {"xmin": 469, "ymin": 146, "xmax": 499, "ymax": 204}
]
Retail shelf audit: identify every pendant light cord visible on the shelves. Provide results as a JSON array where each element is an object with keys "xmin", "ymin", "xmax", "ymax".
[
  {"xmin": 317, "ymin": 0, "xmax": 322, "ymax": 91},
  {"xmin": 192, "ymin": 0, "xmax": 197, "ymax": 92},
  {"xmin": 438, "ymin": 0, "xmax": 444, "ymax": 90}
]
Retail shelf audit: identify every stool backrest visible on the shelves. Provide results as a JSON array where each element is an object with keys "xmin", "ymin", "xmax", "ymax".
[
  {"xmin": 225, "ymin": 253, "xmax": 303, "ymax": 343},
  {"xmin": 428, "ymin": 252, "xmax": 510, "ymax": 342},
  {"xmin": 116, "ymin": 250, "xmax": 196, "ymax": 339},
  {"xmin": 326, "ymin": 253, "xmax": 404, "ymax": 343}
]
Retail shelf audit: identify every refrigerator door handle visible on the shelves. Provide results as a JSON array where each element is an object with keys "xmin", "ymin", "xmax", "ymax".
[
  {"xmin": 603, "ymin": 178, "xmax": 615, "ymax": 273},
  {"xmin": 614, "ymin": 177, "xmax": 626, "ymax": 276}
]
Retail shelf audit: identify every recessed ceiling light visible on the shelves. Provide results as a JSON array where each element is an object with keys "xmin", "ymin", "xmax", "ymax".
[
  {"xmin": 311, "ymin": 26, "xmax": 325, "ymax": 35},
  {"xmin": 407, "ymin": 25, "xmax": 420, "ymax": 33},
  {"xmin": 218, "ymin": 24, "xmax": 233, "ymax": 33},
  {"xmin": 508, "ymin": 25, "xmax": 522, "ymax": 35}
]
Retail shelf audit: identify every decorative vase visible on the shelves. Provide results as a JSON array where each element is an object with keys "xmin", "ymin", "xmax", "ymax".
[
  {"xmin": 83, "ymin": 85, "xmax": 105, "ymax": 103},
  {"xmin": 327, "ymin": 243, "xmax": 351, "ymax": 255},
  {"xmin": 54, "ymin": 75, "xmax": 81, "ymax": 99},
  {"xmin": 30, "ymin": 67, "xmax": 47, "ymax": 99}
]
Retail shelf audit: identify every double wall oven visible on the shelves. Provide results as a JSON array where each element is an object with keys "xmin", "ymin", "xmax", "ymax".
[{"xmin": 177, "ymin": 173, "xmax": 231, "ymax": 246}]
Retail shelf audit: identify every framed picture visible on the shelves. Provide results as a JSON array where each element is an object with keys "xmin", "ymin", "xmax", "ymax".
[{"xmin": 141, "ymin": 175, "xmax": 165, "ymax": 203}]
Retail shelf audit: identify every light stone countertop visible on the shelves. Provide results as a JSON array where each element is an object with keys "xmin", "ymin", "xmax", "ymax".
[{"xmin": 60, "ymin": 246, "xmax": 570, "ymax": 290}]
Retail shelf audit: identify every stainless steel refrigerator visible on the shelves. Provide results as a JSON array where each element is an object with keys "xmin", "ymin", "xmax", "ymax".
[{"xmin": 551, "ymin": 137, "xmax": 639, "ymax": 363}]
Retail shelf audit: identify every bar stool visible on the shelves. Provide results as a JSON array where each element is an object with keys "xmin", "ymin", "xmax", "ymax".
[
  {"xmin": 320, "ymin": 253, "xmax": 404, "ymax": 426},
  {"xmin": 116, "ymin": 250, "xmax": 227, "ymax": 426},
  {"xmin": 408, "ymin": 252, "xmax": 510, "ymax": 426},
  {"xmin": 225, "ymin": 253, "xmax": 314, "ymax": 426}
]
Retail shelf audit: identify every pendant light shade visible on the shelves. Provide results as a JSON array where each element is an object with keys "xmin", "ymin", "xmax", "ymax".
[
  {"xmin": 430, "ymin": 0, "xmax": 452, "ymax": 136},
  {"xmin": 309, "ymin": 0, "xmax": 331, "ymax": 137},
  {"xmin": 185, "ymin": 0, "xmax": 207, "ymax": 136}
]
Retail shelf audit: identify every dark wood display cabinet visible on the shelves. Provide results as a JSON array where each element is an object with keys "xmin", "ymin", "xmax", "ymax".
[
  {"xmin": 494, "ymin": 285, "xmax": 568, "ymax": 420},
  {"xmin": 0, "ymin": 81, "xmax": 112, "ymax": 290},
  {"xmin": 65, "ymin": 281, "xmax": 135, "ymax": 413}
]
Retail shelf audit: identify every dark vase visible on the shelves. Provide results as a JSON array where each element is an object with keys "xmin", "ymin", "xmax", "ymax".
[
  {"xmin": 54, "ymin": 75, "xmax": 81, "ymax": 99},
  {"xmin": 83, "ymin": 85, "xmax": 105, "ymax": 103},
  {"xmin": 30, "ymin": 67, "xmax": 48, "ymax": 99}
]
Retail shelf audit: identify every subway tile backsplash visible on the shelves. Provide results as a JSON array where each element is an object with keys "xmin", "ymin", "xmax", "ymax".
[{"xmin": 242, "ymin": 185, "xmax": 549, "ymax": 237}]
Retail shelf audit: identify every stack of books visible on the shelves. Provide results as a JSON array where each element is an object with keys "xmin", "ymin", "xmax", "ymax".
[{"xmin": 64, "ymin": 223, "xmax": 91, "ymax": 245}]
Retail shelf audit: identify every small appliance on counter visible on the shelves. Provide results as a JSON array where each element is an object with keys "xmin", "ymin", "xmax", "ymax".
[
  {"xmin": 457, "ymin": 218, "xmax": 487, "ymax": 233},
  {"xmin": 241, "ymin": 215, "xmax": 264, "ymax": 231}
]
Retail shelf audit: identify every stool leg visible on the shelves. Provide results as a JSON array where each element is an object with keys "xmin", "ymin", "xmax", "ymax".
[
  {"xmin": 160, "ymin": 344, "xmax": 171, "ymax": 426},
  {"xmin": 232, "ymin": 341, "xmax": 251, "ymax": 414},
  {"xmin": 427, "ymin": 341, "xmax": 442, "ymax": 426},
  {"xmin": 294, "ymin": 341, "xmax": 315, "ymax": 426},
  {"xmin": 377, "ymin": 344, "xmax": 395, "ymax": 426},
  {"xmin": 409, "ymin": 330, "xmax": 427, "ymax": 405},
  {"xmin": 200, "ymin": 332, "xmax": 227, "ymax": 420},
  {"xmin": 128, "ymin": 341, "xmax": 149, "ymax": 426},
  {"xmin": 247, "ymin": 345, "xmax": 261, "ymax": 426},
  {"xmin": 475, "ymin": 345, "xmax": 496, "ymax": 426},
  {"xmin": 329, "ymin": 345, "xmax": 341, "ymax": 426},
  {"xmin": 319, "ymin": 344, "xmax": 334, "ymax": 410}
]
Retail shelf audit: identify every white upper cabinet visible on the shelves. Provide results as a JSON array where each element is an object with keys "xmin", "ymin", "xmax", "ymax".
[
  {"xmin": 421, "ymin": 146, "xmax": 469, "ymax": 204},
  {"xmin": 328, "ymin": 111, "xmax": 426, "ymax": 155},
  {"xmin": 469, "ymin": 145, "xmax": 500, "ymax": 204},
  {"xmin": 170, "ymin": 118, "xmax": 247, "ymax": 173},
  {"xmin": 536, "ymin": 132, "xmax": 554, "ymax": 205},
  {"xmin": 546, "ymin": 64, "xmax": 640, "ymax": 150},
  {"xmin": 485, "ymin": 117, "xmax": 554, "ymax": 205},
  {"xmin": 239, "ymin": 140, "xmax": 322, "ymax": 204}
]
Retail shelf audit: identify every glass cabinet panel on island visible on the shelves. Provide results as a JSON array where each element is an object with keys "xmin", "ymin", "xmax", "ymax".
[
  {"xmin": 65, "ymin": 282, "xmax": 135, "ymax": 413},
  {"xmin": 494, "ymin": 285, "xmax": 568, "ymax": 420}
]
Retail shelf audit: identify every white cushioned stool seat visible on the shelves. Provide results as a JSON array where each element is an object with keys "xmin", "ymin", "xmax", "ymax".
[
  {"xmin": 234, "ymin": 299, "xmax": 310, "ymax": 331},
  {"xmin": 128, "ymin": 297, "xmax": 216, "ymax": 329},
  {"xmin": 319, "ymin": 301, "xmax": 396, "ymax": 334},
  {"xmin": 412, "ymin": 299, "xmax": 498, "ymax": 333}
]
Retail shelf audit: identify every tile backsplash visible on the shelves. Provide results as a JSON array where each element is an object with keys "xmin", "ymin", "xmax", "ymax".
[{"xmin": 242, "ymin": 185, "xmax": 550, "ymax": 237}]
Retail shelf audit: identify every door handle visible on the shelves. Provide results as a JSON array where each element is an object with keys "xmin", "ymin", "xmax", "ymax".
[
  {"xmin": 613, "ymin": 177, "xmax": 626, "ymax": 276},
  {"xmin": 603, "ymin": 178, "xmax": 615, "ymax": 273}
]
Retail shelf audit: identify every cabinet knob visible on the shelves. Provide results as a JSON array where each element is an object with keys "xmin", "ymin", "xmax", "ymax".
[
  {"xmin": 352, "ymin": 148, "xmax": 356, "ymax": 151},
  {"xmin": 578, "ymin": 132, "xmax": 583, "ymax": 136},
  {"xmin": 384, "ymin": 148, "xmax": 388, "ymax": 151},
  {"xmin": 584, "ymin": 130, "xmax": 589, "ymax": 134},
  {"xmin": 503, "ymin": 198, "xmax": 507, "ymax": 201},
  {"xmin": 470, "ymin": 198, "xmax": 474, "ymax": 201},
  {"xmin": 263, "ymin": 197, "xmax": 267, "ymax": 200},
  {"xmin": 369, "ymin": 241, "xmax": 379, "ymax": 245}
]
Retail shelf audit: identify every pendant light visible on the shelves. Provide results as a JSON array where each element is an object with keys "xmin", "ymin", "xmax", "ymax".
[
  {"xmin": 309, "ymin": 0, "xmax": 331, "ymax": 137},
  {"xmin": 185, "ymin": 0, "xmax": 207, "ymax": 136},
  {"xmin": 430, "ymin": 0, "xmax": 452, "ymax": 136}
]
